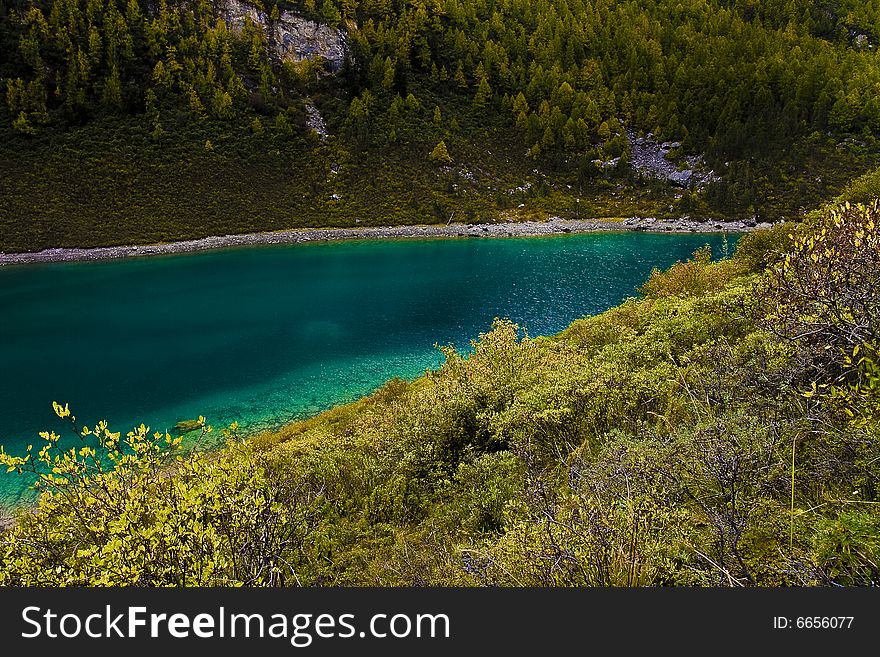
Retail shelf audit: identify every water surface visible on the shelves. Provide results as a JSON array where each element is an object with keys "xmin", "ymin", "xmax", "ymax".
[{"xmin": 0, "ymin": 232, "xmax": 735, "ymax": 507}]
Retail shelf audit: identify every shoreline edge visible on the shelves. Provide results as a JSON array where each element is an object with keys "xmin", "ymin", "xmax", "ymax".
[{"xmin": 0, "ymin": 216, "xmax": 764, "ymax": 267}]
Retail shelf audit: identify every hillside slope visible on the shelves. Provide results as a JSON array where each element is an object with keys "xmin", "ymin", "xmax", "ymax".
[
  {"xmin": 2, "ymin": 200, "xmax": 878, "ymax": 586},
  {"xmin": 2, "ymin": 0, "xmax": 880, "ymax": 251}
]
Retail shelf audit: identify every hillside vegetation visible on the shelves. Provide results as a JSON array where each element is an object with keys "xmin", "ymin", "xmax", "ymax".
[
  {"xmin": 3, "ymin": 0, "xmax": 880, "ymax": 250},
  {"xmin": 2, "ymin": 199, "xmax": 879, "ymax": 586}
]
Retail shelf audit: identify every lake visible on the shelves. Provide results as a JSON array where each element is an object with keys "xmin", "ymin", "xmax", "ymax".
[{"xmin": 0, "ymin": 231, "xmax": 736, "ymax": 507}]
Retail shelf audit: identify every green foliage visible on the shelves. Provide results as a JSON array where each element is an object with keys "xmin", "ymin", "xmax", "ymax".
[
  {"xmin": 732, "ymin": 221, "xmax": 794, "ymax": 271},
  {"xmin": 4, "ymin": 213, "xmax": 878, "ymax": 587},
  {"xmin": 639, "ymin": 245, "xmax": 741, "ymax": 298},
  {"xmin": 763, "ymin": 202, "xmax": 880, "ymax": 375},
  {"xmin": 759, "ymin": 203, "xmax": 880, "ymax": 441},
  {"xmin": 0, "ymin": 406, "xmax": 320, "ymax": 586},
  {"xmin": 1, "ymin": 0, "xmax": 275, "ymax": 127},
  {"xmin": 428, "ymin": 139, "xmax": 452, "ymax": 164},
  {"xmin": 811, "ymin": 510, "xmax": 880, "ymax": 586},
  {"xmin": 834, "ymin": 164, "xmax": 880, "ymax": 206}
]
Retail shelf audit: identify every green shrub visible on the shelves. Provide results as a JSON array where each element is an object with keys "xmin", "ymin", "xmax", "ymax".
[
  {"xmin": 835, "ymin": 165, "xmax": 880, "ymax": 205},
  {"xmin": 639, "ymin": 246, "xmax": 740, "ymax": 299},
  {"xmin": 0, "ymin": 409, "xmax": 322, "ymax": 586},
  {"xmin": 811, "ymin": 510, "xmax": 880, "ymax": 586},
  {"xmin": 732, "ymin": 221, "xmax": 794, "ymax": 272}
]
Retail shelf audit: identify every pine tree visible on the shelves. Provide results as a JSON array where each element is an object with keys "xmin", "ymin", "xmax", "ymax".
[
  {"xmin": 512, "ymin": 91, "xmax": 529, "ymax": 117},
  {"xmin": 274, "ymin": 111, "xmax": 292, "ymax": 136},
  {"xmin": 381, "ymin": 57, "xmax": 395, "ymax": 91},
  {"xmin": 321, "ymin": 0, "xmax": 341, "ymax": 25},
  {"xmin": 474, "ymin": 76, "xmax": 492, "ymax": 110},
  {"xmin": 405, "ymin": 93, "xmax": 421, "ymax": 111},
  {"xmin": 541, "ymin": 125, "xmax": 555, "ymax": 151},
  {"xmin": 454, "ymin": 62, "xmax": 467, "ymax": 89},
  {"xmin": 428, "ymin": 140, "xmax": 452, "ymax": 164},
  {"xmin": 12, "ymin": 111, "xmax": 36, "ymax": 135}
]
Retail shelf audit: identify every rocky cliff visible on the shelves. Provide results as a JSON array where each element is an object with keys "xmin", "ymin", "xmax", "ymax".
[{"xmin": 219, "ymin": 0, "xmax": 348, "ymax": 71}]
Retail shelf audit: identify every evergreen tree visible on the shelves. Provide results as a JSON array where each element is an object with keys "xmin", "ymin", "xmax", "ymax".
[{"xmin": 428, "ymin": 139, "xmax": 452, "ymax": 164}]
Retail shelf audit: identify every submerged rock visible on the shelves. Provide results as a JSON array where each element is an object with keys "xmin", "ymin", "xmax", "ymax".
[{"xmin": 171, "ymin": 419, "xmax": 203, "ymax": 435}]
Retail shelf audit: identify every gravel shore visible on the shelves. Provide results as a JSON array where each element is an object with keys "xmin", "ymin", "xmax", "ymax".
[{"xmin": 0, "ymin": 216, "xmax": 764, "ymax": 267}]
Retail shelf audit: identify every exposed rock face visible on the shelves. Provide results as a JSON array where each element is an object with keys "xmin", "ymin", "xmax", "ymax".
[
  {"xmin": 221, "ymin": 0, "xmax": 265, "ymax": 33},
  {"xmin": 219, "ymin": 0, "xmax": 347, "ymax": 71},
  {"xmin": 627, "ymin": 129, "xmax": 719, "ymax": 189},
  {"xmin": 273, "ymin": 15, "xmax": 347, "ymax": 71}
]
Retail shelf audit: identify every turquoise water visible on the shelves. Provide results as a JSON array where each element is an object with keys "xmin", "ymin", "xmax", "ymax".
[{"xmin": 0, "ymin": 232, "xmax": 735, "ymax": 507}]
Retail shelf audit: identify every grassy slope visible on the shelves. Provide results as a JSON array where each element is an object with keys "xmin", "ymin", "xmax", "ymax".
[
  {"xmin": 244, "ymin": 228, "xmax": 876, "ymax": 587},
  {"xmin": 2, "ymin": 104, "xmax": 878, "ymax": 252},
  {"xmin": 0, "ymin": 113, "xmax": 665, "ymax": 251},
  {"xmin": 241, "ymin": 251, "xmax": 779, "ymax": 585}
]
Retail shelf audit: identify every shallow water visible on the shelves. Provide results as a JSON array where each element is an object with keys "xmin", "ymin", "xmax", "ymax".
[{"xmin": 0, "ymin": 232, "xmax": 736, "ymax": 507}]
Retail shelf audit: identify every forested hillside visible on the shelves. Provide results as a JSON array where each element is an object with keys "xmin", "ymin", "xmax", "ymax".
[
  {"xmin": 2, "ymin": 200, "xmax": 879, "ymax": 586},
  {"xmin": 5, "ymin": 0, "xmax": 880, "ymax": 154},
  {"xmin": 3, "ymin": 0, "xmax": 880, "ymax": 250}
]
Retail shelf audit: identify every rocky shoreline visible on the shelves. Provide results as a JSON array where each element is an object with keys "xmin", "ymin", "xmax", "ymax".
[{"xmin": 0, "ymin": 217, "xmax": 765, "ymax": 267}]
